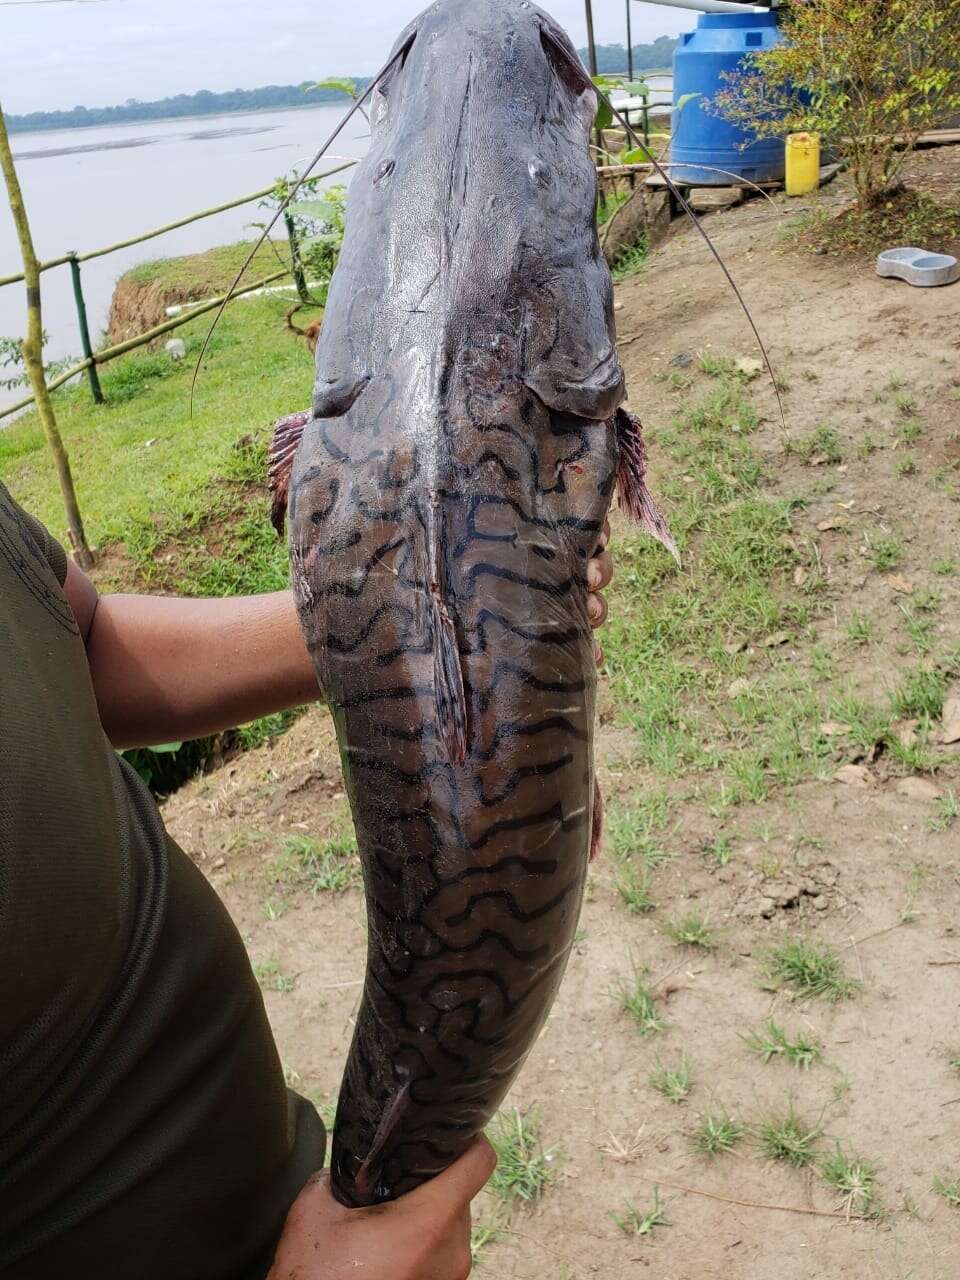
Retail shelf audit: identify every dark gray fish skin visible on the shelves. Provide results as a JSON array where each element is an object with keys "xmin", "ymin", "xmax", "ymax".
[{"xmin": 283, "ymin": 0, "xmax": 644, "ymax": 1209}]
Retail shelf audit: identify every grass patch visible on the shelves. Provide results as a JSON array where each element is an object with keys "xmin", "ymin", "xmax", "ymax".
[
  {"xmin": 253, "ymin": 957, "xmax": 297, "ymax": 995},
  {"xmin": 821, "ymin": 1144, "xmax": 879, "ymax": 1217},
  {"xmin": 124, "ymin": 238, "xmax": 291, "ymax": 291},
  {"xmin": 756, "ymin": 1107, "xmax": 822, "ymax": 1168},
  {"xmin": 664, "ymin": 911, "xmax": 717, "ymax": 950},
  {"xmin": 742, "ymin": 1018, "xmax": 823, "ymax": 1069},
  {"xmin": 614, "ymin": 971, "xmax": 667, "ymax": 1036},
  {"xmin": 691, "ymin": 1111, "xmax": 745, "ymax": 1157},
  {"xmin": 609, "ymin": 1189, "xmax": 670, "ymax": 1238},
  {"xmin": 487, "ymin": 1109, "xmax": 556, "ymax": 1205},
  {"xmin": 272, "ymin": 834, "xmax": 360, "ymax": 895},
  {"xmin": 649, "ymin": 1055, "xmax": 693, "ymax": 1104},
  {"xmin": 764, "ymin": 938, "xmax": 860, "ymax": 1001},
  {"xmin": 934, "ymin": 1174, "xmax": 960, "ymax": 1208},
  {"xmin": 798, "ymin": 188, "xmax": 960, "ymax": 256},
  {"xmin": 890, "ymin": 666, "xmax": 946, "ymax": 721},
  {"xmin": 611, "ymin": 239, "xmax": 648, "ymax": 282},
  {"xmin": 614, "ymin": 861, "xmax": 656, "ymax": 914},
  {"xmin": 786, "ymin": 424, "xmax": 842, "ymax": 465}
]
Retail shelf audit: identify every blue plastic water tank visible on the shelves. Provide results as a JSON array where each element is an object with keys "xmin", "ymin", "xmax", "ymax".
[{"xmin": 670, "ymin": 10, "xmax": 785, "ymax": 187}]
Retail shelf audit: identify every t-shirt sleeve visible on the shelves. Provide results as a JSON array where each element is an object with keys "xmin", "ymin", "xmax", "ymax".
[{"xmin": 6, "ymin": 491, "xmax": 69, "ymax": 587}]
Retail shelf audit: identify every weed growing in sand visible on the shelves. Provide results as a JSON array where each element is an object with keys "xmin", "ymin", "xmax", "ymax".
[
  {"xmin": 614, "ymin": 972, "xmax": 667, "ymax": 1036},
  {"xmin": 932, "ymin": 557, "xmax": 959, "ymax": 576},
  {"xmin": 787, "ymin": 424, "xmax": 842, "ymax": 465},
  {"xmin": 254, "ymin": 958, "xmax": 297, "ymax": 995},
  {"xmin": 261, "ymin": 899, "xmax": 287, "ymax": 921},
  {"xmin": 821, "ymin": 1145, "xmax": 879, "ymax": 1216},
  {"xmin": 890, "ymin": 666, "xmax": 945, "ymax": 721},
  {"xmin": 664, "ymin": 912, "xmax": 717, "ymax": 950},
  {"xmin": 901, "ymin": 420, "xmax": 923, "ymax": 444},
  {"xmin": 756, "ymin": 1107, "xmax": 822, "ymax": 1168},
  {"xmin": 691, "ymin": 1112, "xmax": 745, "ymax": 1157},
  {"xmin": 649, "ymin": 1055, "xmax": 693, "ymax": 1104},
  {"xmin": 609, "ymin": 1189, "xmax": 670, "ymax": 1237},
  {"xmin": 704, "ymin": 834, "xmax": 735, "ymax": 867},
  {"xmin": 933, "ymin": 1174, "xmax": 960, "ymax": 1208},
  {"xmin": 897, "ymin": 455, "xmax": 918, "ymax": 478},
  {"xmin": 866, "ymin": 535, "xmax": 903, "ymax": 572},
  {"xmin": 742, "ymin": 1018, "xmax": 823, "ymax": 1069},
  {"xmin": 470, "ymin": 1218, "xmax": 505, "ymax": 1263},
  {"xmin": 487, "ymin": 1109, "xmax": 556, "ymax": 1204},
  {"xmin": 615, "ymin": 861, "xmax": 656, "ymax": 915},
  {"xmin": 929, "ymin": 792, "xmax": 960, "ymax": 833},
  {"xmin": 844, "ymin": 614, "xmax": 874, "ymax": 647},
  {"xmin": 697, "ymin": 350, "xmax": 735, "ymax": 377},
  {"xmin": 765, "ymin": 938, "xmax": 860, "ymax": 1001},
  {"xmin": 607, "ymin": 799, "xmax": 673, "ymax": 869},
  {"xmin": 273, "ymin": 834, "xmax": 360, "ymax": 895}
]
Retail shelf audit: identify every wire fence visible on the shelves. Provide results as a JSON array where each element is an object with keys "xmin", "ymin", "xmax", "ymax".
[{"xmin": 0, "ymin": 158, "xmax": 357, "ymax": 422}]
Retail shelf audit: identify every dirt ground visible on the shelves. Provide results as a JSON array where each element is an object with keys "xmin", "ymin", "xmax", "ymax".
[{"xmin": 163, "ymin": 153, "xmax": 960, "ymax": 1278}]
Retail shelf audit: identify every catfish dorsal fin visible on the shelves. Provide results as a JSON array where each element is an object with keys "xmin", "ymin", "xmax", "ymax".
[
  {"xmin": 615, "ymin": 408, "xmax": 680, "ymax": 566},
  {"xmin": 267, "ymin": 409, "xmax": 310, "ymax": 537}
]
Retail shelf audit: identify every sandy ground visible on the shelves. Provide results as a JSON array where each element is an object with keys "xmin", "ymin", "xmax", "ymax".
[{"xmin": 163, "ymin": 152, "xmax": 960, "ymax": 1279}]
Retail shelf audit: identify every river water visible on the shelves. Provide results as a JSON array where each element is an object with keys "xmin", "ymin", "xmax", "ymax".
[{"xmin": 1, "ymin": 78, "xmax": 671, "ymax": 415}]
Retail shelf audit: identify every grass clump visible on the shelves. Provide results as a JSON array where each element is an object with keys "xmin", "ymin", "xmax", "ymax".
[
  {"xmin": 691, "ymin": 1111, "xmax": 745, "ymax": 1157},
  {"xmin": 664, "ymin": 911, "xmax": 717, "ymax": 950},
  {"xmin": 821, "ymin": 1145, "xmax": 879, "ymax": 1217},
  {"xmin": 274, "ymin": 834, "xmax": 360, "ymax": 895},
  {"xmin": 787, "ymin": 424, "xmax": 842, "ymax": 464},
  {"xmin": 742, "ymin": 1018, "xmax": 823, "ymax": 1069},
  {"xmin": 934, "ymin": 1174, "xmax": 960, "ymax": 1208},
  {"xmin": 865, "ymin": 535, "xmax": 903, "ymax": 572},
  {"xmin": 253, "ymin": 958, "xmax": 297, "ymax": 995},
  {"xmin": 607, "ymin": 797, "xmax": 673, "ymax": 868},
  {"xmin": 611, "ymin": 239, "xmax": 648, "ymax": 282},
  {"xmin": 649, "ymin": 1055, "xmax": 693, "ymax": 1104},
  {"xmin": 756, "ymin": 1107, "xmax": 822, "ymax": 1168},
  {"xmin": 609, "ymin": 1189, "xmax": 670, "ymax": 1238},
  {"xmin": 614, "ymin": 971, "xmax": 667, "ymax": 1036},
  {"xmin": 487, "ymin": 1109, "xmax": 556, "ymax": 1205},
  {"xmin": 890, "ymin": 666, "xmax": 946, "ymax": 721},
  {"xmin": 614, "ymin": 861, "xmax": 656, "ymax": 915},
  {"xmin": 764, "ymin": 937, "xmax": 860, "ymax": 1001}
]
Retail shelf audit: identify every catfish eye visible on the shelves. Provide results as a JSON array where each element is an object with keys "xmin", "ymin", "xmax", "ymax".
[{"xmin": 374, "ymin": 159, "xmax": 396, "ymax": 185}]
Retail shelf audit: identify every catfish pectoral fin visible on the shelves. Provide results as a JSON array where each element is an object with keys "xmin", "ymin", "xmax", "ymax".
[
  {"xmin": 615, "ymin": 408, "xmax": 680, "ymax": 565},
  {"xmin": 268, "ymin": 409, "xmax": 311, "ymax": 537}
]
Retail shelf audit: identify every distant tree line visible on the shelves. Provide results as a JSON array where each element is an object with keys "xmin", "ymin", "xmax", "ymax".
[{"xmin": 6, "ymin": 39, "xmax": 678, "ymax": 135}]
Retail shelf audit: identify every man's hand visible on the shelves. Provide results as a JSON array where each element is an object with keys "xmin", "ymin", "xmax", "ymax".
[{"xmin": 267, "ymin": 1139, "xmax": 496, "ymax": 1280}]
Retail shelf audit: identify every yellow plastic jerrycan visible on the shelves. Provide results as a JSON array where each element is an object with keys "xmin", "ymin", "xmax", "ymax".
[{"xmin": 785, "ymin": 133, "xmax": 821, "ymax": 197}]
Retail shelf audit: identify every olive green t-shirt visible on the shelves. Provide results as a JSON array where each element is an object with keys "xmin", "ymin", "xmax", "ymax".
[{"xmin": 0, "ymin": 481, "xmax": 325, "ymax": 1278}]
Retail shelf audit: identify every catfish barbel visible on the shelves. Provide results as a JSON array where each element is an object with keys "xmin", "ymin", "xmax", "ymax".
[{"xmin": 268, "ymin": 0, "xmax": 675, "ymax": 1209}]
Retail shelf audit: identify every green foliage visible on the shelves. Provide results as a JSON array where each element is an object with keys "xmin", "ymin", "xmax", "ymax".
[
  {"xmin": 712, "ymin": 0, "xmax": 960, "ymax": 207},
  {"xmin": 742, "ymin": 1018, "xmax": 823, "ymax": 1069},
  {"xmin": 614, "ymin": 971, "xmax": 667, "ymax": 1035},
  {"xmin": 609, "ymin": 1189, "xmax": 669, "ymax": 1238},
  {"xmin": 764, "ymin": 938, "xmax": 860, "ymax": 1001},
  {"xmin": 691, "ymin": 1112, "xmax": 745, "ymax": 1157},
  {"xmin": 273, "ymin": 833, "xmax": 360, "ymax": 895},
  {"xmin": 757, "ymin": 1107, "xmax": 822, "ymax": 1168},
  {"xmin": 821, "ymin": 1145, "xmax": 878, "ymax": 1216},
  {"xmin": 311, "ymin": 77, "xmax": 359, "ymax": 100},
  {"xmin": 649, "ymin": 1055, "xmax": 693, "ymax": 1103},
  {"xmin": 487, "ymin": 1109, "xmax": 556, "ymax": 1204},
  {"xmin": 1, "ymin": 331, "xmax": 72, "ymax": 391}
]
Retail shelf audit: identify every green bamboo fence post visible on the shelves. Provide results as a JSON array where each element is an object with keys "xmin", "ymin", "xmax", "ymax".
[
  {"xmin": 284, "ymin": 211, "xmax": 310, "ymax": 304},
  {"xmin": 67, "ymin": 252, "xmax": 104, "ymax": 405}
]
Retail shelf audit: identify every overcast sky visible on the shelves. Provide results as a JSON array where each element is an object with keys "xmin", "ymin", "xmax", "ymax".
[{"xmin": 1, "ymin": 0, "xmax": 691, "ymax": 115}]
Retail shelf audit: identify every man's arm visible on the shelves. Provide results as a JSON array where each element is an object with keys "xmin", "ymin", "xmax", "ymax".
[
  {"xmin": 65, "ymin": 562, "xmax": 319, "ymax": 750},
  {"xmin": 63, "ymin": 521, "xmax": 613, "ymax": 751}
]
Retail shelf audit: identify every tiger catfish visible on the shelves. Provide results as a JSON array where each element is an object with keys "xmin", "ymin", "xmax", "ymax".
[{"xmin": 268, "ymin": 0, "xmax": 675, "ymax": 1209}]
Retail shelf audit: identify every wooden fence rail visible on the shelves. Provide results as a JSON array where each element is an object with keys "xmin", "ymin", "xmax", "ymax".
[{"xmin": 0, "ymin": 158, "xmax": 357, "ymax": 418}]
